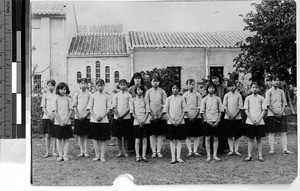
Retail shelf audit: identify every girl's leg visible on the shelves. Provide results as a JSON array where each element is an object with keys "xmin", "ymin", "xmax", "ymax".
[
  {"xmin": 170, "ymin": 141, "xmax": 176, "ymax": 163},
  {"xmin": 117, "ymin": 137, "xmax": 123, "ymax": 155},
  {"xmin": 52, "ymin": 138, "xmax": 58, "ymax": 156},
  {"xmin": 205, "ymin": 136, "xmax": 211, "ymax": 158},
  {"xmin": 124, "ymin": 138, "xmax": 129, "ymax": 156},
  {"xmin": 150, "ymin": 135, "xmax": 156, "ymax": 155},
  {"xmin": 257, "ymin": 138, "xmax": 263, "ymax": 157},
  {"xmin": 93, "ymin": 140, "xmax": 100, "ymax": 159},
  {"xmin": 268, "ymin": 133, "xmax": 275, "ymax": 153},
  {"xmin": 78, "ymin": 136, "xmax": 84, "ymax": 155},
  {"xmin": 45, "ymin": 134, "xmax": 50, "ymax": 155},
  {"xmin": 281, "ymin": 132, "xmax": 293, "ymax": 153},
  {"xmin": 157, "ymin": 135, "xmax": 163, "ymax": 156},
  {"xmin": 176, "ymin": 140, "xmax": 183, "ymax": 161},
  {"xmin": 186, "ymin": 137, "xmax": 192, "ymax": 156},
  {"xmin": 234, "ymin": 137, "xmax": 240, "ymax": 153},
  {"xmin": 193, "ymin": 137, "xmax": 200, "ymax": 154},
  {"xmin": 142, "ymin": 138, "xmax": 147, "ymax": 158},
  {"xmin": 56, "ymin": 139, "xmax": 63, "ymax": 157},
  {"xmin": 100, "ymin": 141, "xmax": 106, "ymax": 161},
  {"xmin": 84, "ymin": 136, "xmax": 89, "ymax": 156},
  {"xmin": 247, "ymin": 138, "xmax": 254, "ymax": 157},
  {"xmin": 227, "ymin": 137, "xmax": 234, "ymax": 153},
  {"xmin": 212, "ymin": 136, "xmax": 219, "ymax": 158},
  {"xmin": 135, "ymin": 138, "xmax": 141, "ymax": 158},
  {"xmin": 63, "ymin": 139, "xmax": 70, "ymax": 159}
]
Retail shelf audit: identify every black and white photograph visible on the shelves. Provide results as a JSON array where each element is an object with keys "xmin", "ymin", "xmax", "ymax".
[{"xmin": 30, "ymin": 0, "xmax": 297, "ymax": 186}]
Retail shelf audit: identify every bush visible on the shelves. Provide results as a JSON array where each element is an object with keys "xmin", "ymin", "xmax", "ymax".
[{"xmin": 31, "ymin": 95, "xmax": 43, "ymax": 134}]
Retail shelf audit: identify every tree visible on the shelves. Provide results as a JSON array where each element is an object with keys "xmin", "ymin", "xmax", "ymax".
[
  {"xmin": 140, "ymin": 67, "xmax": 180, "ymax": 96},
  {"xmin": 234, "ymin": 0, "xmax": 296, "ymax": 88}
]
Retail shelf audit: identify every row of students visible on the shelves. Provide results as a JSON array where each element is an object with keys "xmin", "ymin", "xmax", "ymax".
[{"xmin": 41, "ymin": 75, "xmax": 292, "ymax": 163}]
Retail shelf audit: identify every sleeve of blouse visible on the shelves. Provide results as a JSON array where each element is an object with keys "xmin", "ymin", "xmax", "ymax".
[
  {"xmin": 222, "ymin": 93, "xmax": 228, "ymax": 110},
  {"xmin": 182, "ymin": 96, "xmax": 188, "ymax": 113},
  {"xmin": 52, "ymin": 97, "xmax": 58, "ymax": 112},
  {"xmin": 41, "ymin": 94, "xmax": 46, "ymax": 108},
  {"xmin": 197, "ymin": 93, "xmax": 202, "ymax": 110},
  {"xmin": 200, "ymin": 97, "xmax": 206, "ymax": 114},
  {"xmin": 163, "ymin": 97, "xmax": 169, "ymax": 114},
  {"xmin": 68, "ymin": 97, "xmax": 73, "ymax": 110},
  {"xmin": 265, "ymin": 89, "xmax": 271, "ymax": 107},
  {"xmin": 87, "ymin": 94, "xmax": 94, "ymax": 111},
  {"xmin": 218, "ymin": 97, "xmax": 223, "ymax": 112},
  {"xmin": 243, "ymin": 96, "xmax": 249, "ymax": 110},
  {"xmin": 162, "ymin": 90, "xmax": 167, "ymax": 108},
  {"xmin": 238, "ymin": 94, "xmax": 243, "ymax": 109},
  {"xmin": 72, "ymin": 92, "xmax": 78, "ymax": 107},
  {"xmin": 106, "ymin": 95, "xmax": 112, "ymax": 110},
  {"xmin": 145, "ymin": 90, "xmax": 150, "ymax": 106},
  {"xmin": 281, "ymin": 90, "xmax": 288, "ymax": 106},
  {"xmin": 111, "ymin": 93, "xmax": 117, "ymax": 109},
  {"xmin": 261, "ymin": 96, "xmax": 267, "ymax": 110},
  {"xmin": 129, "ymin": 98, "xmax": 134, "ymax": 114}
]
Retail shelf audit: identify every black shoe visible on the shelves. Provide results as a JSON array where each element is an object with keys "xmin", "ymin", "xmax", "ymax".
[{"xmin": 142, "ymin": 157, "xmax": 148, "ymax": 162}]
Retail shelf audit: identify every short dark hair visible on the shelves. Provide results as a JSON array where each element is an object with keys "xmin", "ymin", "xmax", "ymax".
[
  {"xmin": 170, "ymin": 84, "xmax": 180, "ymax": 93},
  {"xmin": 79, "ymin": 78, "xmax": 88, "ymax": 84},
  {"xmin": 271, "ymin": 75, "xmax": 280, "ymax": 81},
  {"xmin": 206, "ymin": 82, "xmax": 217, "ymax": 93},
  {"xmin": 227, "ymin": 80, "xmax": 236, "ymax": 87},
  {"xmin": 56, "ymin": 82, "xmax": 70, "ymax": 95},
  {"xmin": 47, "ymin": 79, "xmax": 56, "ymax": 86},
  {"xmin": 250, "ymin": 81, "xmax": 259, "ymax": 88},
  {"xmin": 134, "ymin": 84, "xmax": 145, "ymax": 94},
  {"xmin": 95, "ymin": 79, "xmax": 105, "ymax": 86},
  {"xmin": 151, "ymin": 76, "xmax": 160, "ymax": 82},
  {"xmin": 119, "ymin": 79, "xmax": 128, "ymax": 85},
  {"xmin": 186, "ymin": 79, "xmax": 195, "ymax": 85}
]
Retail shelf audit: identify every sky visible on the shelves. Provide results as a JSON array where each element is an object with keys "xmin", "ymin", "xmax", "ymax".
[{"xmin": 73, "ymin": 0, "xmax": 258, "ymax": 32}]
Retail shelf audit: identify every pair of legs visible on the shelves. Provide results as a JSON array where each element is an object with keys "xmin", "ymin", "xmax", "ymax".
[
  {"xmin": 44, "ymin": 134, "xmax": 57, "ymax": 157},
  {"xmin": 135, "ymin": 138, "xmax": 147, "ymax": 161},
  {"xmin": 117, "ymin": 137, "xmax": 129, "ymax": 157},
  {"xmin": 150, "ymin": 135, "xmax": 163, "ymax": 158},
  {"xmin": 93, "ymin": 140, "xmax": 106, "ymax": 161},
  {"xmin": 245, "ymin": 137, "xmax": 263, "ymax": 161},
  {"xmin": 77, "ymin": 135, "xmax": 89, "ymax": 157},
  {"xmin": 227, "ymin": 137, "xmax": 241, "ymax": 155},
  {"xmin": 56, "ymin": 138, "xmax": 70, "ymax": 161},
  {"xmin": 205, "ymin": 136, "xmax": 220, "ymax": 161},
  {"xmin": 268, "ymin": 132, "xmax": 293, "ymax": 154},
  {"xmin": 170, "ymin": 140, "xmax": 183, "ymax": 163},
  {"xmin": 186, "ymin": 136, "xmax": 201, "ymax": 156}
]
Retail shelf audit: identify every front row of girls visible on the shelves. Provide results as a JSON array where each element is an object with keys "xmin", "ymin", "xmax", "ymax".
[{"xmin": 43, "ymin": 75, "xmax": 292, "ymax": 163}]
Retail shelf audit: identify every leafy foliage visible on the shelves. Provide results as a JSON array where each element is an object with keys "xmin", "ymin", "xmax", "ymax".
[
  {"xmin": 31, "ymin": 95, "xmax": 43, "ymax": 134},
  {"xmin": 234, "ymin": 0, "xmax": 296, "ymax": 87},
  {"xmin": 140, "ymin": 67, "xmax": 181, "ymax": 96}
]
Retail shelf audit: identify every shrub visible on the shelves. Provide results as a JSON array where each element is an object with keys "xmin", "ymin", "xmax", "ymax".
[{"xmin": 31, "ymin": 95, "xmax": 43, "ymax": 134}]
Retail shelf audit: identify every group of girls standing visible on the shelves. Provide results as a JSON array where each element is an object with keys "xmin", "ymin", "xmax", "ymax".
[{"xmin": 41, "ymin": 72, "xmax": 293, "ymax": 163}]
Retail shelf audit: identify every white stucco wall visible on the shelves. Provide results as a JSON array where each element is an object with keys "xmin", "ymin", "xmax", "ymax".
[
  {"xmin": 67, "ymin": 56, "xmax": 131, "ymax": 96},
  {"xmin": 132, "ymin": 48, "xmax": 206, "ymax": 90}
]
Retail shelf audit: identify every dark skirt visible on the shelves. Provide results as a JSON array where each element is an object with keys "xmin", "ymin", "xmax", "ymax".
[
  {"xmin": 42, "ymin": 119, "xmax": 56, "ymax": 137},
  {"xmin": 224, "ymin": 119, "xmax": 242, "ymax": 138},
  {"xmin": 89, "ymin": 123, "xmax": 111, "ymax": 141},
  {"xmin": 166, "ymin": 124, "xmax": 186, "ymax": 141},
  {"xmin": 244, "ymin": 124, "xmax": 266, "ymax": 138},
  {"xmin": 265, "ymin": 116, "xmax": 288, "ymax": 133},
  {"xmin": 148, "ymin": 119, "xmax": 167, "ymax": 136},
  {"xmin": 134, "ymin": 124, "xmax": 150, "ymax": 138},
  {"xmin": 184, "ymin": 118, "xmax": 203, "ymax": 137},
  {"xmin": 111, "ymin": 119, "xmax": 133, "ymax": 138},
  {"xmin": 74, "ymin": 119, "xmax": 90, "ymax": 136},
  {"xmin": 203, "ymin": 121, "xmax": 220, "ymax": 137},
  {"xmin": 55, "ymin": 125, "xmax": 73, "ymax": 140}
]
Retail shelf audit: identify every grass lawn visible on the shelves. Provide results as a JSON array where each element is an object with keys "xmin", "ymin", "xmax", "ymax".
[{"xmin": 31, "ymin": 130, "xmax": 297, "ymax": 186}]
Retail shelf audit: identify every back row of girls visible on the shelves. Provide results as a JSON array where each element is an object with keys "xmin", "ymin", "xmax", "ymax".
[{"xmin": 41, "ymin": 74, "xmax": 293, "ymax": 163}]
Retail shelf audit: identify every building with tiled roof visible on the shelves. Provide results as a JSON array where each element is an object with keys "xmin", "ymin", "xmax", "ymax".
[
  {"xmin": 68, "ymin": 33, "xmax": 128, "ymax": 56},
  {"xmin": 31, "ymin": 1, "xmax": 67, "ymax": 17},
  {"xmin": 129, "ymin": 31, "xmax": 251, "ymax": 48},
  {"xmin": 31, "ymin": 1, "xmax": 253, "ymax": 96}
]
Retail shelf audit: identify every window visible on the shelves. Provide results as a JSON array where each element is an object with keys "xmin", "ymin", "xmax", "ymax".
[
  {"xmin": 96, "ymin": 61, "xmax": 100, "ymax": 80},
  {"xmin": 210, "ymin": 66, "xmax": 224, "ymax": 78},
  {"xmin": 86, "ymin": 66, "xmax": 91, "ymax": 83},
  {"xmin": 77, "ymin": 71, "xmax": 82, "ymax": 83},
  {"xmin": 105, "ymin": 66, "xmax": 110, "ymax": 83},
  {"xmin": 114, "ymin": 71, "xmax": 119, "ymax": 83},
  {"xmin": 33, "ymin": 74, "xmax": 41, "ymax": 94}
]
